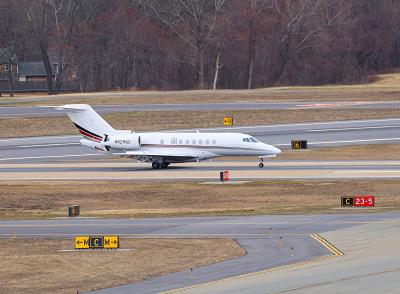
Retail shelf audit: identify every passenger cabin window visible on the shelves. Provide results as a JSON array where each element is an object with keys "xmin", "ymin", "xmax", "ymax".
[
  {"xmin": 179, "ymin": 139, "xmax": 183, "ymax": 144},
  {"xmin": 160, "ymin": 139, "xmax": 164, "ymax": 144},
  {"xmin": 186, "ymin": 139, "xmax": 190, "ymax": 145},
  {"xmin": 206, "ymin": 139, "xmax": 209, "ymax": 145},
  {"xmin": 199, "ymin": 139, "xmax": 203, "ymax": 145},
  {"xmin": 192, "ymin": 139, "xmax": 196, "ymax": 144},
  {"xmin": 212, "ymin": 139, "xmax": 216, "ymax": 145}
]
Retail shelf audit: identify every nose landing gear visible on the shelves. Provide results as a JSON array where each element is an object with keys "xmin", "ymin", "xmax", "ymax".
[{"xmin": 258, "ymin": 158, "xmax": 264, "ymax": 168}]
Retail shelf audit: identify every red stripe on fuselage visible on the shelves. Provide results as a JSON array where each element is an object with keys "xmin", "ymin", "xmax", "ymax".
[{"xmin": 79, "ymin": 130, "xmax": 102, "ymax": 142}]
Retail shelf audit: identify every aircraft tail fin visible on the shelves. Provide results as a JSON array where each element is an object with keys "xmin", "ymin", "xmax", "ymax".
[{"xmin": 53, "ymin": 104, "xmax": 116, "ymax": 142}]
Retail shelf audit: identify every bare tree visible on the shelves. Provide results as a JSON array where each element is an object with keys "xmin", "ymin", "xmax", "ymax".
[
  {"xmin": 25, "ymin": 0, "xmax": 55, "ymax": 95},
  {"xmin": 212, "ymin": 51, "xmax": 222, "ymax": 89},
  {"xmin": 244, "ymin": 0, "xmax": 270, "ymax": 88},
  {"xmin": 46, "ymin": 0, "xmax": 80, "ymax": 94},
  {"xmin": 137, "ymin": 0, "xmax": 227, "ymax": 89},
  {"xmin": 266, "ymin": 0, "xmax": 350, "ymax": 84},
  {"xmin": 0, "ymin": 0, "xmax": 23, "ymax": 97}
]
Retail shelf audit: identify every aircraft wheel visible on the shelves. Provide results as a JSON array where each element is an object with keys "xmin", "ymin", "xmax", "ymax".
[
  {"xmin": 152, "ymin": 162, "xmax": 160, "ymax": 169},
  {"xmin": 259, "ymin": 162, "xmax": 264, "ymax": 168}
]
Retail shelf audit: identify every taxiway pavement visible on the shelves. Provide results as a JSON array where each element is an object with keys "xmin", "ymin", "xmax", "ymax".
[
  {"xmin": 172, "ymin": 216, "xmax": 400, "ymax": 294},
  {"xmin": 2, "ymin": 161, "xmax": 400, "ymax": 180},
  {"xmin": 1, "ymin": 101, "xmax": 400, "ymax": 118},
  {"xmin": 1, "ymin": 118, "xmax": 400, "ymax": 163},
  {"xmin": 0, "ymin": 213, "xmax": 398, "ymax": 294}
]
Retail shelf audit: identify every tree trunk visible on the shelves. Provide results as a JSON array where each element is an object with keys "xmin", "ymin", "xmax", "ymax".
[
  {"xmin": 247, "ymin": 56, "xmax": 254, "ymax": 89},
  {"xmin": 55, "ymin": 64, "xmax": 67, "ymax": 94},
  {"xmin": 246, "ymin": 0, "xmax": 256, "ymax": 89},
  {"xmin": 197, "ymin": 54, "xmax": 205, "ymax": 89},
  {"xmin": 39, "ymin": 42, "xmax": 54, "ymax": 95},
  {"xmin": 213, "ymin": 52, "xmax": 221, "ymax": 90},
  {"xmin": 196, "ymin": 45, "xmax": 206, "ymax": 89},
  {"xmin": 7, "ymin": 61, "xmax": 14, "ymax": 97}
]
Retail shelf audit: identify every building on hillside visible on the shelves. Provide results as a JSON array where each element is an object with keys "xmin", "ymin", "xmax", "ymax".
[
  {"xmin": 17, "ymin": 61, "xmax": 57, "ymax": 82},
  {"xmin": 0, "ymin": 48, "xmax": 77, "ymax": 92},
  {"xmin": 0, "ymin": 48, "xmax": 18, "ymax": 82}
]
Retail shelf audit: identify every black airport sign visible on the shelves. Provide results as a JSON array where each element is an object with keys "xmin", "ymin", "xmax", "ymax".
[
  {"xmin": 341, "ymin": 196, "xmax": 354, "ymax": 207},
  {"xmin": 291, "ymin": 140, "xmax": 308, "ymax": 149}
]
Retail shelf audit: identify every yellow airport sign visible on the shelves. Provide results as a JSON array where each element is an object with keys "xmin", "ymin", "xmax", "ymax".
[
  {"xmin": 224, "ymin": 117, "xmax": 233, "ymax": 126},
  {"xmin": 74, "ymin": 235, "xmax": 120, "ymax": 250},
  {"xmin": 104, "ymin": 236, "xmax": 119, "ymax": 249},
  {"xmin": 75, "ymin": 236, "xmax": 90, "ymax": 249}
]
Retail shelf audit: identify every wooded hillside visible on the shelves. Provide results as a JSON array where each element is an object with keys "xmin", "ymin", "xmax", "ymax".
[{"xmin": 1, "ymin": 0, "xmax": 400, "ymax": 93}]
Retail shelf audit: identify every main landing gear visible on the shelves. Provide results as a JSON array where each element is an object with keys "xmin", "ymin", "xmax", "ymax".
[
  {"xmin": 258, "ymin": 158, "xmax": 264, "ymax": 168},
  {"xmin": 152, "ymin": 162, "xmax": 170, "ymax": 169}
]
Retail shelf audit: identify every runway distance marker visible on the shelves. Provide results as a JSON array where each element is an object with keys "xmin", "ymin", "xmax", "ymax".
[
  {"xmin": 223, "ymin": 117, "xmax": 233, "ymax": 126},
  {"xmin": 354, "ymin": 195, "xmax": 375, "ymax": 207},
  {"xmin": 291, "ymin": 140, "xmax": 307, "ymax": 149}
]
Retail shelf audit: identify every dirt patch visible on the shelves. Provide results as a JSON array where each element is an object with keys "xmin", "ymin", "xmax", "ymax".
[
  {"xmin": 2, "ymin": 108, "xmax": 400, "ymax": 138},
  {"xmin": 0, "ymin": 238, "xmax": 244, "ymax": 294},
  {"xmin": 0, "ymin": 180, "xmax": 398, "ymax": 219}
]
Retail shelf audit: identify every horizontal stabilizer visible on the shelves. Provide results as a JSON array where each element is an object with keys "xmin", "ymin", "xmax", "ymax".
[{"xmin": 41, "ymin": 104, "xmax": 88, "ymax": 112}]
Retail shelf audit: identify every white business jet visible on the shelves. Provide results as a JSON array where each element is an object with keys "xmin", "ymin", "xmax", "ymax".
[{"xmin": 55, "ymin": 104, "xmax": 281, "ymax": 169}]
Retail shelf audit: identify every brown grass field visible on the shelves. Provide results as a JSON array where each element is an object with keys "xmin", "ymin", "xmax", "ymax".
[
  {"xmin": 2, "ymin": 108, "xmax": 400, "ymax": 138},
  {"xmin": 1, "ymin": 73, "xmax": 400, "ymax": 106},
  {"xmin": 0, "ymin": 180, "xmax": 398, "ymax": 219},
  {"xmin": 0, "ymin": 238, "xmax": 243, "ymax": 294}
]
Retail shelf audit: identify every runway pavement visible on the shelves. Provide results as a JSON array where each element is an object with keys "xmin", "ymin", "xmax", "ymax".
[
  {"xmin": 1, "ymin": 101, "xmax": 400, "ymax": 117},
  {"xmin": 0, "ymin": 213, "xmax": 397, "ymax": 294},
  {"xmin": 1, "ymin": 118, "xmax": 400, "ymax": 164}
]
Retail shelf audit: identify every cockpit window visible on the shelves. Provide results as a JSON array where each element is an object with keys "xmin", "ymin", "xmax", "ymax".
[
  {"xmin": 243, "ymin": 138, "xmax": 251, "ymax": 142},
  {"xmin": 250, "ymin": 137, "xmax": 258, "ymax": 143}
]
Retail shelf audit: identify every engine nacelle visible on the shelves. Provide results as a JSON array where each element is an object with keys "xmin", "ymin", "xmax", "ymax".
[
  {"xmin": 101, "ymin": 134, "xmax": 141, "ymax": 150},
  {"xmin": 80, "ymin": 139, "xmax": 107, "ymax": 151}
]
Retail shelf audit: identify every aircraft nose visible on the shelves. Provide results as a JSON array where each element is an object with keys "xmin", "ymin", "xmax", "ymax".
[
  {"xmin": 272, "ymin": 147, "xmax": 282, "ymax": 155},
  {"xmin": 269, "ymin": 145, "xmax": 281, "ymax": 155}
]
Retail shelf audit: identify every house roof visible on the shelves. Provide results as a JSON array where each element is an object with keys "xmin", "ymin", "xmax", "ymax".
[
  {"xmin": 0, "ymin": 48, "xmax": 18, "ymax": 64},
  {"xmin": 18, "ymin": 61, "xmax": 54, "ymax": 77}
]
